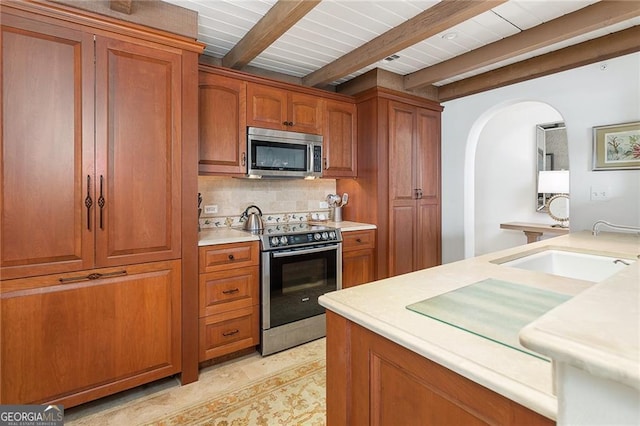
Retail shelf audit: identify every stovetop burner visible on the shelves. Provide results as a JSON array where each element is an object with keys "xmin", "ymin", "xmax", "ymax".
[{"xmin": 247, "ymin": 222, "xmax": 342, "ymax": 250}]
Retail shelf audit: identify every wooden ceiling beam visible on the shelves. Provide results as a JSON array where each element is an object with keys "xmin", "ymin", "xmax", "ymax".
[
  {"xmin": 405, "ymin": 1, "xmax": 640, "ymax": 90},
  {"xmin": 302, "ymin": 0, "xmax": 507, "ymax": 88},
  {"xmin": 437, "ymin": 26, "xmax": 640, "ymax": 102},
  {"xmin": 222, "ymin": 0, "xmax": 321, "ymax": 70}
]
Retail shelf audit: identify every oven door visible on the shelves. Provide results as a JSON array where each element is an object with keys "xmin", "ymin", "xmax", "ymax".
[{"xmin": 262, "ymin": 244, "xmax": 342, "ymax": 330}]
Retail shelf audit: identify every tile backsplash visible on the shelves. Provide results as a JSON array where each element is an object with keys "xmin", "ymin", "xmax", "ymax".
[{"xmin": 198, "ymin": 176, "xmax": 336, "ymax": 228}]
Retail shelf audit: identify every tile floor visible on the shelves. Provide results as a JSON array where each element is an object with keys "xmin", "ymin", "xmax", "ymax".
[{"xmin": 64, "ymin": 338, "xmax": 326, "ymax": 425}]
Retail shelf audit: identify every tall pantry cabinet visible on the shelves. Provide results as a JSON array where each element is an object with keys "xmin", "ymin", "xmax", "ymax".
[
  {"xmin": 337, "ymin": 88, "xmax": 442, "ymax": 280},
  {"xmin": 0, "ymin": 2, "xmax": 203, "ymax": 407}
]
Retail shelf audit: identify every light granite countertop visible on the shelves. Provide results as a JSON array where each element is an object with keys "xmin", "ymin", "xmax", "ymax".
[
  {"xmin": 318, "ymin": 231, "xmax": 640, "ymax": 420},
  {"xmin": 198, "ymin": 221, "xmax": 376, "ymax": 246}
]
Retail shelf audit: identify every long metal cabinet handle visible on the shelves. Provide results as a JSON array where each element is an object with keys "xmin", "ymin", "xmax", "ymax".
[
  {"xmin": 98, "ymin": 175, "xmax": 105, "ymax": 229},
  {"xmin": 271, "ymin": 244, "xmax": 339, "ymax": 258},
  {"xmin": 85, "ymin": 175, "xmax": 93, "ymax": 230},
  {"xmin": 241, "ymin": 152, "xmax": 246, "ymax": 167},
  {"xmin": 59, "ymin": 269, "xmax": 128, "ymax": 284}
]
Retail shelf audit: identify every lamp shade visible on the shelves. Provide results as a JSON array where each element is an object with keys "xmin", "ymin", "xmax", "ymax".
[{"xmin": 538, "ymin": 170, "xmax": 569, "ymax": 193}]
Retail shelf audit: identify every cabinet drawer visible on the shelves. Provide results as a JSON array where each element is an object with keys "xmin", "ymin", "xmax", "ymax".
[
  {"xmin": 199, "ymin": 266, "xmax": 258, "ymax": 317},
  {"xmin": 343, "ymin": 230, "xmax": 375, "ymax": 251},
  {"xmin": 199, "ymin": 305, "xmax": 259, "ymax": 361},
  {"xmin": 199, "ymin": 241, "xmax": 259, "ymax": 273}
]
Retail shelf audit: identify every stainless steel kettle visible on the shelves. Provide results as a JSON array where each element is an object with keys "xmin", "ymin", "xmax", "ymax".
[{"xmin": 241, "ymin": 205, "xmax": 264, "ymax": 231}]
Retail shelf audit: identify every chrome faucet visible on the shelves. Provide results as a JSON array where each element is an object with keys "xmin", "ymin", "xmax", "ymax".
[{"xmin": 592, "ymin": 220, "xmax": 640, "ymax": 236}]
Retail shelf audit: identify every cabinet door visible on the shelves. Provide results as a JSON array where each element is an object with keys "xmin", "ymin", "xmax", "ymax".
[
  {"xmin": 415, "ymin": 108, "xmax": 441, "ymax": 269},
  {"xmin": 388, "ymin": 102, "xmax": 418, "ymax": 276},
  {"xmin": 416, "ymin": 203, "xmax": 441, "ymax": 269},
  {"xmin": 415, "ymin": 107, "xmax": 441, "ymax": 201},
  {"xmin": 0, "ymin": 260, "xmax": 181, "ymax": 406},
  {"xmin": 199, "ymin": 72, "xmax": 247, "ymax": 174},
  {"xmin": 0, "ymin": 14, "xmax": 95, "ymax": 279},
  {"xmin": 343, "ymin": 249, "xmax": 375, "ymax": 288},
  {"xmin": 94, "ymin": 36, "xmax": 182, "ymax": 267},
  {"xmin": 388, "ymin": 101, "xmax": 417, "ymax": 202},
  {"xmin": 246, "ymin": 83, "xmax": 287, "ymax": 130},
  {"xmin": 323, "ymin": 99, "xmax": 357, "ymax": 177},
  {"xmin": 288, "ymin": 91, "xmax": 322, "ymax": 134}
]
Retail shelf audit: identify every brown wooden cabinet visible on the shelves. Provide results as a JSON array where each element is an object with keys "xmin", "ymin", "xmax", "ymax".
[
  {"xmin": 198, "ymin": 71, "xmax": 247, "ymax": 175},
  {"xmin": 337, "ymin": 88, "xmax": 442, "ymax": 280},
  {"xmin": 247, "ymin": 82, "xmax": 323, "ymax": 134},
  {"xmin": 388, "ymin": 101, "xmax": 441, "ymax": 276},
  {"xmin": 342, "ymin": 229, "xmax": 376, "ymax": 288},
  {"xmin": 94, "ymin": 36, "xmax": 183, "ymax": 267},
  {"xmin": 1, "ymin": 3, "xmax": 202, "ymax": 407},
  {"xmin": 326, "ymin": 311, "xmax": 554, "ymax": 426},
  {"xmin": 198, "ymin": 242, "xmax": 260, "ymax": 361},
  {"xmin": 197, "ymin": 66, "xmax": 357, "ymax": 178},
  {"xmin": 1, "ymin": 13, "xmax": 95, "ymax": 280},
  {"xmin": 0, "ymin": 261, "xmax": 181, "ymax": 407},
  {"xmin": 323, "ymin": 99, "xmax": 357, "ymax": 178}
]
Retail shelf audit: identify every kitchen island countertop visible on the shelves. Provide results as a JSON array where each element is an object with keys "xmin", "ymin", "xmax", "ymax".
[{"xmin": 319, "ymin": 231, "xmax": 640, "ymax": 420}]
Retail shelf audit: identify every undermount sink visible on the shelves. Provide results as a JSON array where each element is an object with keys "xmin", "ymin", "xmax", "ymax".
[{"xmin": 495, "ymin": 249, "xmax": 636, "ymax": 282}]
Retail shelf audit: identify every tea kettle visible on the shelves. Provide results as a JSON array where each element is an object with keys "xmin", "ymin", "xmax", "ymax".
[{"xmin": 241, "ymin": 205, "xmax": 264, "ymax": 231}]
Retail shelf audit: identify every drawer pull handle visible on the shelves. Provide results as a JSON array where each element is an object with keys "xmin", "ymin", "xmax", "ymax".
[
  {"xmin": 356, "ymin": 238, "xmax": 362, "ymax": 243},
  {"xmin": 228, "ymin": 254, "xmax": 235, "ymax": 260},
  {"xmin": 59, "ymin": 270, "xmax": 127, "ymax": 284},
  {"xmin": 222, "ymin": 288, "xmax": 240, "ymax": 294},
  {"xmin": 223, "ymin": 329, "xmax": 239, "ymax": 337}
]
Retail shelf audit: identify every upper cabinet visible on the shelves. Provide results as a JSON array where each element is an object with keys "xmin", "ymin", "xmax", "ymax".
[
  {"xmin": 323, "ymin": 99, "xmax": 357, "ymax": 178},
  {"xmin": 95, "ymin": 36, "xmax": 183, "ymax": 268},
  {"xmin": 198, "ymin": 66, "xmax": 357, "ymax": 178},
  {"xmin": 247, "ymin": 82, "xmax": 323, "ymax": 135},
  {"xmin": 199, "ymin": 72, "xmax": 247, "ymax": 175},
  {"xmin": 1, "ymin": 16, "xmax": 95, "ymax": 279}
]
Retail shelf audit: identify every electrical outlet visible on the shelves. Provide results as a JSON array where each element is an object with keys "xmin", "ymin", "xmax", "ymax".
[
  {"xmin": 590, "ymin": 186, "xmax": 609, "ymax": 201},
  {"xmin": 204, "ymin": 205, "xmax": 218, "ymax": 214},
  {"xmin": 319, "ymin": 201, "xmax": 328, "ymax": 208}
]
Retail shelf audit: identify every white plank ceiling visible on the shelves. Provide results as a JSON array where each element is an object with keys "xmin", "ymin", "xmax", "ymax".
[{"xmin": 164, "ymin": 0, "xmax": 640, "ymax": 88}]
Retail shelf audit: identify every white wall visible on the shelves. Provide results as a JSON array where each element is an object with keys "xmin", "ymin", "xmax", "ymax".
[
  {"xmin": 442, "ymin": 52, "xmax": 640, "ymax": 263},
  {"xmin": 474, "ymin": 102, "xmax": 562, "ymax": 255}
]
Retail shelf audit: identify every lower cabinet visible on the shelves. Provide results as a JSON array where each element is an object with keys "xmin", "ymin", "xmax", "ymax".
[
  {"xmin": 198, "ymin": 241, "xmax": 260, "ymax": 361},
  {"xmin": 326, "ymin": 312, "xmax": 553, "ymax": 426},
  {"xmin": 342, "ymin": 229, "xmax": 376, "ymax": 288},
  {"xmin": 0, "ymin": 260, "xmax": 182, "ymax": 407}
]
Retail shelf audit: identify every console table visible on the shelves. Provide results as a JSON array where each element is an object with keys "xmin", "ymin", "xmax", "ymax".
[{"xmin": 500, "ymin": 222, "xmax": 569, "ymax": 243}]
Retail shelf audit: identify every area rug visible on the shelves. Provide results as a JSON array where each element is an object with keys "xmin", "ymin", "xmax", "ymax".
[{"xmin": 145, "ymin": 358, "xmax": 326, "ymax": 426}]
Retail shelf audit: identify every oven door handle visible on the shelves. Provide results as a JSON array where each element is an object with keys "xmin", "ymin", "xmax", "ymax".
[{"xmin": 271, "ymin": 244, "xmax": 339, "ymax": 258}]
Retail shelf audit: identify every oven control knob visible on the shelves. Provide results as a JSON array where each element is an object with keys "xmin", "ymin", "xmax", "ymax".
[
  {"xmin": 280, "ymin": 236, "xmax": 288, "ymax": 245},
  {"xmin": 328, "ymin": 231, "xmax": 336, "ymax": 239},
  {"xmin": 270, "ymin": 236, "xmax": 280, "ymax": 246},
  {"xmin": 321, "ymin": 232, "xmax": 329, "ymax": 240},
  {"xmin": 313, "ymin": 233, "xmax": 321, "ymax": 241}
]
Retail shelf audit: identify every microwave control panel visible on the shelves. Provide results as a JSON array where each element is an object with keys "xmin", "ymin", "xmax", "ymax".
[{"xmin": 313, "ymin": 145, "xmax": 322, "ymax": 173}]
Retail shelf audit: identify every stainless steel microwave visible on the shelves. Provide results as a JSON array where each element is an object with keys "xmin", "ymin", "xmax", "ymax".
[{"xmin": 247, "ymin": 127, "xmax": 323, "ymax": 179}]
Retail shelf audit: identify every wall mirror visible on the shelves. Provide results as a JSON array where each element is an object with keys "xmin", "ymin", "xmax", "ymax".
[
  {"xmin": 547, "ymin": 194, "xmax": 570, "ymax": 227},
  {"xmin": 536, "ymin": 122, "xmax": 569, "ymax": 211}
]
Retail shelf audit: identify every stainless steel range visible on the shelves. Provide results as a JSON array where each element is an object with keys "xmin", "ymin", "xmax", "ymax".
[{"xmin": 253, "ymin": 222, "xmax": 342, "ymax": 356}]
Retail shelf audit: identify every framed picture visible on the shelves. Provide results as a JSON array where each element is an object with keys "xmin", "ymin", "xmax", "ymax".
[{"xmin": 592, "ymin": 121, "xmax": 640, "ymax": 170}]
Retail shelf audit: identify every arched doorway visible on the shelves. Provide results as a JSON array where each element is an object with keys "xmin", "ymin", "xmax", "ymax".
[{"xmin": 464, "ymin": 101, "xmax": 565, "ymax": 257}]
